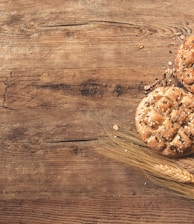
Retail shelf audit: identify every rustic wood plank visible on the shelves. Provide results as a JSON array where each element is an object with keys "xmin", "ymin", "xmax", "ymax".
[
  {"xmin": 1, "ymin": 0, "xmax": 194, "ymax": 223},
  {"xmin": 0, "ymin": 194, "xmax": 194, "ymax": 224}
]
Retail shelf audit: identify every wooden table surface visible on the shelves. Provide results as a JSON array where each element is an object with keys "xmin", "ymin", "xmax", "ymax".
[{"xmin": 1, "ymin": 0, "xmax": 194, "ymax": 223}]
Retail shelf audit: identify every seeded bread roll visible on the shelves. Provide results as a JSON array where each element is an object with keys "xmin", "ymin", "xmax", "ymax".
[
  {"xmin": 175, "ymin": 36, "xmax": 194, "ymax": 93},
  {"xmin": 135, "ymin": 86, "xmax": 194, "ymax": 158}
]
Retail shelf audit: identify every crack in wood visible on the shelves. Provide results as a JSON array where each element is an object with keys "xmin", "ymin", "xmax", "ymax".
[
  {"xmin": 47, "ymin": 138, "xmax": 98, "ymax": 143},
  {"xmin": 2, "ymin": 82, "xmax": 15, "ymax": 110},
  {"xmin": 3, "ymin": 82, "xmax": 9, "ymax": 108},
  {"xmin": 43, "ymin": 22, "xmax": 89, "ymax": 28},
  {"xmin": 42, "ymin": 20, "xmax": 135, "ymax": 28}
]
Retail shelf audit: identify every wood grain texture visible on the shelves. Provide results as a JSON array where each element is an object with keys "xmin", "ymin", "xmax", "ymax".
[{"xmin": 1, "ymin": 0, "xmax": 194, "ymax": 223}]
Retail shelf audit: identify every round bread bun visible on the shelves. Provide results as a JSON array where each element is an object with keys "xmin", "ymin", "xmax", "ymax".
[
  {"xmin": 175, "ymin": 36, "xmax": 194, "ymax": 93},
  {"xmin": 135, "ymin": 86, "xmax": 194, "ymax": 158}
]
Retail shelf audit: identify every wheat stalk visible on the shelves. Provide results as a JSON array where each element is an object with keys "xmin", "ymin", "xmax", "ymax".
[
  {"xmin": 144, "ymin": 171, "xmax": 194, "ymax": 200},
  {"xmin": 154, "ymin": 164, "xmax": 194, "ymax": 183},
  {"xmin": 99, "ymin": 122, "xmax": 194, "ymax": 184}
]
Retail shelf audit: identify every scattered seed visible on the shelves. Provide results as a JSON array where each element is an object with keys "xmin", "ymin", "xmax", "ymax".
[
  {"xmin": 113, "ymin": 124, "xmax": 119, "ymax": 131},
  {"xmin": 168, "ymin": 61, "xmax": 173, "ymax": 66},
  {"xmin": 144, "ymin": 85, "xmax": 151, "ymax": 91},
  {"xmin": 138, "ymin": 44, "xmax": 144, "ymax": 49},
  {"xmin": 175, "ymin": 32, "xmax": 182, "ymax": 36},
  {"xmin": 180, "ymin": 35, "xmax": 185, "ymax": 40}
]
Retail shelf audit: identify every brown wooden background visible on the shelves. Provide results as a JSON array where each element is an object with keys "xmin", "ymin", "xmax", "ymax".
[{"xmin": 1, "ymin": 0, "xmax": 194, "ymax": 223}]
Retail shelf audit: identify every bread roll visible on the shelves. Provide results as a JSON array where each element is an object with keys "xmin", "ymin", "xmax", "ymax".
[
  {"xmin": 135, "ymin": 86, "xmax": 194, "ymax": 157},
  {"xmin": 175, "ymin": 36, "xmax": 194, "ymax": 93}
]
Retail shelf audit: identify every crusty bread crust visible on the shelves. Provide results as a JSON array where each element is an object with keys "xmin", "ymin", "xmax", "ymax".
[
  {"xmin": 135, "ymin": 86, "xmax": 194, "ymax": 158},
  {"xmin": 175, "ymin": 36, "xmax": 194, "ymax": 93}
]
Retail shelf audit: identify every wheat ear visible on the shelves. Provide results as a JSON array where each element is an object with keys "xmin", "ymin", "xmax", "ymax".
[{"xmin": 154, "ymin": 164, "xmax": 194, "ymax": 183}]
